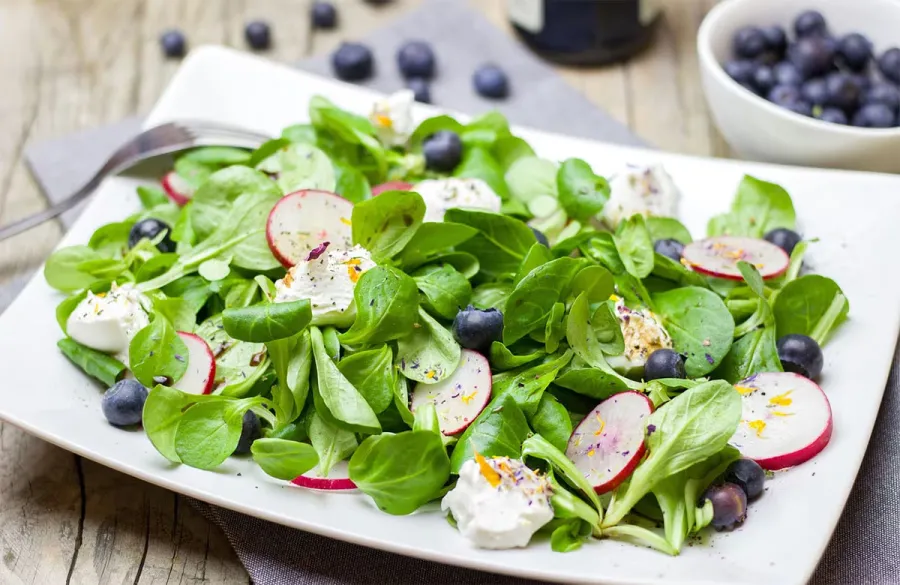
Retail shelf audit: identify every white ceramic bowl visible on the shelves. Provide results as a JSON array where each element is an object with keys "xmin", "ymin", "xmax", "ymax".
[{"xmin": 698, "ymin": 0, "xmax": 900, "ymax": 173}]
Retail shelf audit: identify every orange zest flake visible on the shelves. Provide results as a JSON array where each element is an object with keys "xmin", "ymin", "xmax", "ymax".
[
  {"xmin": 460, "ymin": 390, "xmax": 477, "ymax": 404},
  {"xmin": 746, "ymin": 419, "xmax": 766, "ymax": 438},
  {"xmin": 283, "ymin": 271, "xmax": 294, "ymax": 287},
  {"xmin": 474, "ymin": 451, "xmax": 502, "ymax": 488},
  {"xmin": 593, "ymin": 414, "xmax": 606, "ymax": 436},
  {"xmin": 374, "ymin": 114, "xmax": 393, "ymax": 128},
  {"xmin": 734, "ymin": 384, "xmax": 756, "ymax": 396},
  {"xmin": 339, "ymin": 216, "xmax": 352, "ymax": 226},
  {"xmin": 768, "ymin": 390, "xmax": 794, "ymax": 407},
  {"xmin": 345, "ymin": 258, "xmax": 363, "ymax": 283}
]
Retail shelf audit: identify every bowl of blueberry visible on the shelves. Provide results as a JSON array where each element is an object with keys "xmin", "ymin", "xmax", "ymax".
[{"xmin": 698, "ymin": 0, "xmax": 900, "ymax": 173}]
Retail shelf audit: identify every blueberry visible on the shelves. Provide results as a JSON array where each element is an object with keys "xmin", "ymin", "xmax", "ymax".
[
  {"xmin": 733, "ymin": 26, "xmax": 768, "ymax": 59},
  {"xmin": 643, "ymin": 349, "xmax": 686, "ymax": 381},
  {"xmin": 331, "ymin": 42, "xmax": 374, "ymax": 81},
  {"xmin": 768, "ymin": 85, "xmax": 812, "ymax": 116},
  {"xmin": 751, "ymin": 65, "xmax": 776, "ymax": 95},
  {"xmin": 764, "ymin": 227, "xmax": 801, "ymax": 255},
  {"xmin": 776, "ymin": 334, "xmax": 824, "ymax": 380},
  {"xmin": 129, "ymin": 218, "xmax": 175, "ymax": 253},
  {"xmin": 473, "ymin": 64, "xmax": 510, "ymax": 99},
  {"xmin": 793, "ymin": 10, "xmax": 827, "ymax": 38},
  {"xmin": 850, "ymin": 73, "xmax": 872, "ymax": 93},
  {"xmin": 244, "ymin": 21, "xmax": 271, "ymax": 50},
  {"xmin": 824, "ymin": 72, "xmax": 860, "ymax": 112},
  {"xmin": 397, "ymin": 40, "xmax": 436, "ymax": 79},
  {"xmin": 653, "ymin": 238, "xmax": 685, "ymax": 262},
  {"xmin": 531, "ymin": 227, "xmax": 550, "ymax": 248},
  {"xmin": 836, "ymin": 33, "xmax": 871, "ymax": 71},
  {"xmin": 784, "ymin": 100, "xmax": 813, "ymax": 116},
  {"xmin": 311, "ymin": 2, "xmax": 337, "ymax": 28},
  {"xmin": 234, "ymin": 411, "xmax": 262, "ymax": 455},
  {"xmin": 452, "ymin": 305, "xmax": 503, "ymax": 353},
  {"xmin": 160, "ymin": 29, "xmax": 186, "ymax": 58},
  {"xmin": 863, "ymin": 82, "xmax": 900, "ymax": 113},
  {"xmin": 702, "ymin": 483, "xmax": 748, "ymax": 531},
  {"xmin": 724, "ymin": 60, "xmax": 756, "ymax": 85},
  {"xmin": 852, "ymin": 103, "xmax": 897, "ymax": 128},
  {"xmin": 788, "ymin": 37, "xmax": 835, "ymax": 78},
  {"xmin": 760, "ymin": 25, "xmax": 787, "ymax": 58},
  {"xmin": 723, "ymin": 459, "xmax": 766, "ymax": 501},
  {"xmin": 407, "ymin": 78, "xmax": 431, "ymax": 104},
  {"xmin": 422, "ymin": 131, "xmax": 462, "ymax": 172},
  {"xmin": 800, "ymin": 77, "xmax": 828, "ymax": 105},
  {"xmin": 816, "ymin": 107, "xmax": 848, "ymax": 125},
  {"xmin": 878, "ymin": 48, "xmax": 900, "ymax": 84},
  {"xmin": 102, "ymin": 379, "xmax": 149, "ymax": 427},
  {"xmin": 773, "ymin": 61, "xmax": 804, "ymax": 86}
]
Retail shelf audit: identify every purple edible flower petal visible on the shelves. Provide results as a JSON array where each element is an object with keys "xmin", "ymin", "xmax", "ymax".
[{"xmin": 306, "ymin": 241, "xmax": 330, "ymax": 261}]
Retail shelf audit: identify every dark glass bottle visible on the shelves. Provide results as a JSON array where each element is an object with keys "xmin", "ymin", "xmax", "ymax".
[{"xmin": 507, "ymin": 0, "xmax": 662, "ymax": 66}]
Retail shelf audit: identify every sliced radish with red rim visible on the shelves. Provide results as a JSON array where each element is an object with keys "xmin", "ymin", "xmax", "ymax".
[
  {"xmin": 161, "ymin": 172, "xmax": 195, "ymax": 206},
  {"xmin": 566, "ymin": 391, "xmax": 653, "ymax": 494},
  {"xmin": 410, "ymin": 350, "xmax": 491, "ymax": 436},
  {"xmin": 730, "ymin": 372, "xmax": 832, "ymax": 470},
  {"xmin": 371, "ymin": 181, "xmax": 413, "ymax": 196},
  {"xmin": 291, "ymin": 461, "xmax": 357, "ymax": 491},
  {"xmin": 682, "ymin": 236, "xmax": 789, "ymax": 281},
  {"xmin": 265, "ymin": 190, "xmax": 354, "ymax": 268},
  {"xmin": 174, "ymin": 332, "xmax": 215, "ymax": 395}
]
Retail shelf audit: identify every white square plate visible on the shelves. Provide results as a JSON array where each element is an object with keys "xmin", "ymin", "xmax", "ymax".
[{"xmin": 1, "ymin": 46, "xmax": 898, "ymax": 585}]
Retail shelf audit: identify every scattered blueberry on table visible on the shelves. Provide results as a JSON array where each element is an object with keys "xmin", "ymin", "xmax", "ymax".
[
  {"xmin": 406, "ymin": 77, "xmax": 431, "ymax": 104},
  {"xmin": 422, "ymin": 130, "xmax": 462, "ymax": 172},
  {"xmin": 159, "ymin": 29, "xmax": 186, "ymax": 58},
  {"xmin": 723, "ymin": 10, "xmax": 900, "ymax": 127},
  {"xmin": 129, "ymin": 218, "xmax": 175, "ymax": 253},
  {"xmin": 244, "ymin": 20, "xmax": 272, "ymax": 50},
  {"xmin": 397, "ymin": 40, "xmax": 436, "ymax": 79},
  {"xmin": 102, "ymin": 379, "xmax": 149, "ymax": 427},
  {"xmin": 311, "ymin": 2, "xmax": 337, "ymax": 29},
  {"xmin": 473, "ymin": 64, "xmax": 510, "ymax": 99},
  {"xmin": 331, "ymin": 42, "xmax": 374, "ymax": 81}
]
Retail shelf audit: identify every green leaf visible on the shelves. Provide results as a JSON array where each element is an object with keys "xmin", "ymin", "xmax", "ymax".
[
  {"xmin": 128, "ymin": 315, "xmax": 189, "ymax": 388},
  {"xmin": 521, "ymin": 434, "xmax": 604, "ymax": 514},
  {"xmin": 569, "ymin": 265, "xmax": 615, "ymax": 304},
  {"xmin": 311, "ymin": 327, "xmax": 381, "ymax": 434},
  {"xmin": 489, "ymin": 341, "xmax": 545, "ymax": 371},
  {"xmin": 349, "ymin": 431, "xmax": 450, "ymax": 515},
  {"xmin": 714, "ymin": 326, "xmax": 782, "ymax": 383},
  {"xmin": 256, "ymin": 142, "xmax": 336, "ymax": 194},
  {"xmin": 471, "ymin": 282, "xmax": 511, "ymax": 312},
  {"xmin": 57, "ymin": 338, "xmax": 125, "ymax": 387},
  {"xmin": 551, "ymin": 519, "xmax": 592, "ymax": 553},
  {"xmin": 491, "ymin": 350, "xmax": 573, "ymax": 417},
  {"xmin": 410, "ymin": 115, "xmax": 465, "ymax": 147},
  {"xmin": 651, "ymin": 287, "xmax": 735, "ymax": 377},
  {"xmin": 446, "ymin": 209, "xmax": 537, "ymax": 280},
  {"xmin": 557, "ymin": 158, "xmax": 610, "ymax": 221},
  {"xmin": 182, "ymin": 146, "xmax": 251, "ymax": 166},
  {"xmin": 333, "ymin": 161, "xmax": 372, "ymax": 203},
  {"xmin": 413, "ymin": 264, "xmax": 472, "ymax": 320},
  {"xmin": 309, "ymin": 412, "xmax": 358, "ymax": 477},
  {"xmin": 531, "ymin": 394, "xmax": 572, "ymax": 452},
  {"xmin": 137, "ymin": 186, "xmax": 170, "ymax": 209},
  {"xmin": 645, "ymin": 217, "xmax": 693, "ymax": 244},
  {"xmin": 394, "ymin": 222, "xmax": 478, "ymax": 269},
  {"xmin": 449, "ymin": 394, "xmax": 531, "ymax": 473},
  {"xmin": 580, "ymin": 233, "xmax": 625, "ymax": 275},
  {"xmin": 453, "ymin": 147, "xmax": 509, "ymax": 199},
  {"xmin": 514, "ymin": 243, "xmax": 554, "ymax": 286},
  {"xmin": 614, "ymin": 215, "xmax": 655, "ymax": 279},
  {"xmin": 222, "ymin": 299, "xmax": 312, "ymax": 343},
  {"xmin": 152, "ymin": 296, "xmax": 196, "ymax": 332},
  {"xmin": 505, "ymin": 156, "xmax": 557, "ymax": 203},
  {"xmin": 88, "ymin": 222, "xmax": 133, "ymax": 257},
  {"xmin": 266, "ymin": 329, "xmax": 312, "ymax": 424},
  {"xmin": 554, "ymin": 366, "xmax": 633, "ymax": 399},
  {"xmin": 412, "ymin": 402, "xmax": 442, "ymax": 436},
  {"xmin": 281, "ymin": 124, "xmax": 317, "ymax": 144},
  {"xmin": 396, "ymin": 308, "xmax": 461, "ymax": 384},
  {"xmin": 226, "ymin": 191, "xmax": 283, "ymax": 271},
  {"xmin": 544, "ymin": 302, "xmax": 567, "ymax": 354},
  {"xmin": 247, "ymin": 138, "xmax": 291, "ymax": 167},
  {"xmin": 351, "ymin": 190, "xmax": 425, "ymax": 261},
  {"xmin": 565, "ymin": 293, "xmax": 638, "ymax": 390},
  {"xmin": 493, "ymin": 136, "xmax": 536, "ymax": 171},
  {"xmin": 174, "ymin": 398, "xmax": 258, "ymax": 469},
  {"xmin": 707, "ymin": 175, "xmax": 796, "ymax": 238},
  {"xmin": 773, "ymin": 275, "xmax": 849, "ymax": 344},
  {"xmin": 339, "ymin": 266, "xmax": 419, "ymax": 346},
  {"xmin": 189, "ymin": 166, "xmax": 282, "ymax": 239},
  {"xmin": 251, "ymin": 439, "xmax": 319, "ymax": 480},
  {"xmin": 142, "ymin": 385, "xmax": 207, "ymax": 462},
  {"xmin": 44, "ymin": 246, "xmax": 106, "ymax": 292},
  {"xmin": 338, "ymin": 345, "xmax": 395, "ymax": 413},
  {"xmin": 503, "ymin": 257, "xmax": 583, "ymax": 344}
]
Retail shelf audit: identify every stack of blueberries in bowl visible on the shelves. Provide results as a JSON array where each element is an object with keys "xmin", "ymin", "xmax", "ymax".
[{"xmin": 724, "ymin": 9, "xmax": 899, "ymax": 127}]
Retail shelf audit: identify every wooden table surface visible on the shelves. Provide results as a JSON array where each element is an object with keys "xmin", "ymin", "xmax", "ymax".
[{"xmin": 0, "ymin": 1, "xmax": 727, "ymax": 583}]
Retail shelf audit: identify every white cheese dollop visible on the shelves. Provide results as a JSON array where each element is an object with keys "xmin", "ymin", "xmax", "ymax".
[
  {"xmin": 606, "ymin": 297, "xmax": 673, "ymax": 374},
  {"xmin": 273, "ymin": 244, "xmax": 376, "ymax": 328},
  {"xmin": 602, "ymin": 163, "xmax": 680, "ymax": 227},
  {"xmin": 66, "ymin": 282, "xmax": 151, "ymax": 364},
  {"xmin": 370, "ymin": 89, "xmax": 415, "ymax": 147},
  {"xmin": 415, "ymin": 178, "xmax": 502, "ymax": 223},
  {"xmin": 441, "ymin": 455, "xmax": 554, "ymax": 549}
]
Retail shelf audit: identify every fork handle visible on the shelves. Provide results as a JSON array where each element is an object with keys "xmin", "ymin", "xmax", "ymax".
[{"xmin": 0, "ymin": 177, "xmax": 101, "ymax": 241}]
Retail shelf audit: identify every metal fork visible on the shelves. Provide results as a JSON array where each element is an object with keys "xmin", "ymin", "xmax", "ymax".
[{"xmin": 0, "ymin": 120, "xmax": 272, "ymax": 241}]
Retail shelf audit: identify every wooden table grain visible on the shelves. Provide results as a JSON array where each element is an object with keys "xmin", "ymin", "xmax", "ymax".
[{"xmin": 0, "ymin": 1, "xmax": 727, "ymax": 582}]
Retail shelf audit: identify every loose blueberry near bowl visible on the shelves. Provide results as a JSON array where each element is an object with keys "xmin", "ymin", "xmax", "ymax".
[
  {"xmin": 311, "ymin": 2, "xmax": 337, "ymax": 29},
  {"xmin": 397, "ymin": 40, "xmax": 436, "ymax": 79},
  {"xmin": 244, "ymin": 20, "xmax": 271, "ymax": 50},
  {"xmin": 422, "ymin": 131, "xmax": 462, "ymax": 172},
  {"xmin": 129, "ymin": 218, "xmax": 176, "ymax": 253},
  {"xmin": 331, "ymin": 42, "xmax": 374, "ymax": 81},
  {"xmin": 102, "ymin": 379, "xmax": 149, "ymax": 427},
  {"xmin": 452, "ymin": 305, "xmax": 503, "ymax": 353},
  {"xmin": 776, "ymin": 334, "xmax": 824, "ymax": 380},
  {"xmin": 473, "ymin": 64, "xmax": 510, "ymax": 99},
  {"xmin": 407, "ymin": 78, "xmax": 431, "ymax": 104},
  {"xmin": 160, "ymin": 29, "xmax": 186, "ymax": 58}
]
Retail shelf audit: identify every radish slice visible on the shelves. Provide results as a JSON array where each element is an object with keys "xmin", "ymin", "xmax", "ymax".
[
  {"xmin": 682, "ymin": 236, "xmax": 789, "ymax": 281},
  {"xmin": 730, "ymin": 372, "xmax": 833, "ymax": 470},
  {"xmin": 161, "ymin": 172, "xmax": 195, "ymax": 206},
  {"xmin": 566, "ymin": 391, "xmax": 654, "ymax": 494},
  {"xmin": 291, "ymin": 461, "xmax": 357, "ymax": 491},
  {"xmin": 174, "ymin": 332, "xmax": 215, "ymax": 395},
  {"xmin": 265, "ymin": 189, "xmax": 354, "ymax": 268},
  {"xmin": 410, "ymin": 350, "xmax": 492, "ymax": 436},
  {"xmin": 371, "ymin": 181, "xmax": 413, "ymax": 196}
]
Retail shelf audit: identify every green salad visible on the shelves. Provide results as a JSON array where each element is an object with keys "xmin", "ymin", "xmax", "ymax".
[{"xmin": 45, "ymin": 90, "xmax": 850, "ymax": 555}]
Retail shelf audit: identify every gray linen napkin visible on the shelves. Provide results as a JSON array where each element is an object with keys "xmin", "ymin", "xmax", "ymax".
[{"xmin": 18, "ymin": 1, "xmax": 900, "ymax": 583}]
